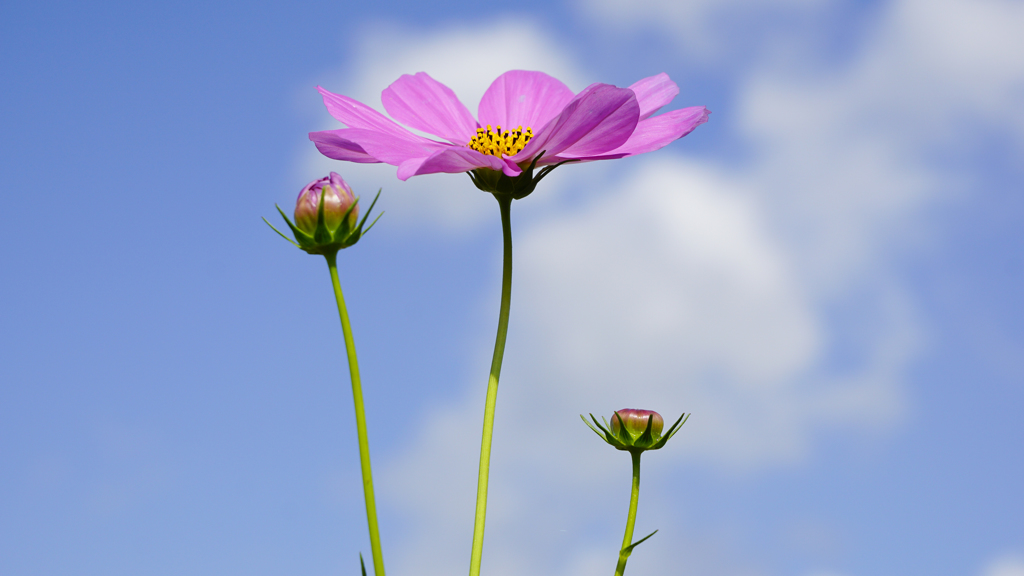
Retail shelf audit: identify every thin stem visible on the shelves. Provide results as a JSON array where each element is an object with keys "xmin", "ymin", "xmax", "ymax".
[
  {"xmin": 468, "ymin": 195, "xmax": 514, "ymax": 576},
  {"xmin": 614, "ymin": 451, "xmax": 643, "ymax": 576},
  {"xmin": 326, "ymin": 251, "xmax": 385, "ymax": 576}
]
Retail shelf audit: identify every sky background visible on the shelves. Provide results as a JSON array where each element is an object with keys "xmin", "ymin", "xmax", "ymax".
[{"xmin": 1, "ymin": 1, "xmax": 1023, "ymax": 575}]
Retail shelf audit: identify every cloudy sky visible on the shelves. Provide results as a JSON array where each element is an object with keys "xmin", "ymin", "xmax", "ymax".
[{"xmin": 1, "ymin": 1, "xmax": 1022, "ymax": 575}]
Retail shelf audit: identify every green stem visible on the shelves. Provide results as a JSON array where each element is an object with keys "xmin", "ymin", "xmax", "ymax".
[
  {"xmin": 468, "ymin": 195, "xmax": 514, "ymax": 576},
  {"xmin": 614, "ymin": 451, "xmax": 642, "ymax": 576},
  {"xmin": 326, "ymin": 251, "xmax": 385, "ymax": 576}
]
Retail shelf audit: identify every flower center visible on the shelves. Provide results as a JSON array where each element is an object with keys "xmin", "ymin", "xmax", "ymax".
[{"xmin": 467, "ymin": 125, "xmax": 533, "ymax": 157}]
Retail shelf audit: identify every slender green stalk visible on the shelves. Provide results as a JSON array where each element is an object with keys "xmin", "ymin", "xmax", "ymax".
[
  {"xmin": 468, "ymin": 195, "xmax": 514, "ymax": 576},
  {"xmin": 614, "ymin": 451, "xmax": 643, "ymax": 576},
  {"xmin": 325, "ymin": 251, "xmax": 385, "ymax": 576}
]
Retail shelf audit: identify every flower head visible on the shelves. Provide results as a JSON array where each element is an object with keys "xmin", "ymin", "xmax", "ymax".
[
  {"xmin": 309, "ymin": 70, "xmax": 709, "ymax": 198},
  {"xmin": 264, "ymin": 172, "xmax": 381, "ymax": 255},
  {"xmin": 582, "ymin": 409, "xmax": 688, "ymax": 452}
]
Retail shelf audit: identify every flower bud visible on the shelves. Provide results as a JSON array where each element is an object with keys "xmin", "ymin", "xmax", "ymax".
[
  {"xmin": 264, "ymin": 172, "xmax": 382, "ymax": 256},
  {"xmin": 294, "ymin": 172, "xmax": 358, "ymax": 234},
  {"xmin": 582, "ymin": 408, "xmax": 687, "ymax": 453},
  {"xmin": 611, "ymin": 409, "xmax": 664, "ymax": 439}
]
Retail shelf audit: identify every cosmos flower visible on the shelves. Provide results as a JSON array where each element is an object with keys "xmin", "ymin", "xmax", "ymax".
[{"xmin": 309, "ymin": 70, "xmax": 709, "ymax": 186}]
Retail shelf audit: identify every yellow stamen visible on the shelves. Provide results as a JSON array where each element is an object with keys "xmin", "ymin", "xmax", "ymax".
[{"xmin": 467, "ymin": 124, "xmax": 534, "ymax": 157}]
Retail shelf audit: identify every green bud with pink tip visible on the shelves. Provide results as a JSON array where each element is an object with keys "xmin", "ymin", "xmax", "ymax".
[
  {"xmin": 295, "ymin": 171, "xmax": 358, "ymax": 234},
  {"xmin": 582, "ymin": 408, "xmax": 688, "ymax": 453},
  {"xmin": 264, "ymin": 172, "xmax": 382, "ymax": 255}
]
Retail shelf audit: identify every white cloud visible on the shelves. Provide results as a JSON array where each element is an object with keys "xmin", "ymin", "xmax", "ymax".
[
  {"xmin": 872, "ymin": 0, "xmax": 1024, "ymax": 134},
  {"xmin": 303, "ymin": 0, "xmax": 1024, "ymax": 572},
  {"xmin": 336, "ymin": 21, "xmax": 587, "ymax": 118},
  {"xmin": 506, "ymin": 158, "xmax": 912, "ymax": 470},
  {"xmin": 578, "ymin": 0, "xmax": 833, "ymax": 58},
  {"xmin": 983, "ymin": 555, "xmax": 1024, "ymax": 576},
  {"xmin": 736, "ymin": 0, "xmax": 1024, "ymax": 292}
]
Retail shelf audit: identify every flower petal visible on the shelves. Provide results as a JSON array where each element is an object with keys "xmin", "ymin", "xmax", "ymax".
[
  {"xmin": 516, "ymin": 84, "xmax": 640, "ymax": 161},
  {"xmin": 308, "ymin": 130, "xmax": 381, "ymax": 163},
  {"xmin": 396, "ymin": 157, "xmax": 430, "ymax": 181},
  {"xmin": 381, "ymin": 72, "xmax": 478, "ymax": 144},
  {"xmin": 477, "ymin": 70, "xmax": 575, "ymax": 133},
  {"xmin": 558, "ymin": 106, "xmax": 710, "ymax": 161},
  {"xmin": 339, "ymin": 128, "xmax": 448, "ymax": 166},
  {"xmin": 317, "ymin": 86, "xmax": 432, "ymax": 143},
  {"xmin": 629, "ymin": 73, "xmax": 680, "ymax": 120},
  {"xmin": 499, "ymin": 157, "xmax": 523, "ymax": 177},
  {"xmin": 398, "ymin": 147, "xmax": 508, "ymax": 180}
]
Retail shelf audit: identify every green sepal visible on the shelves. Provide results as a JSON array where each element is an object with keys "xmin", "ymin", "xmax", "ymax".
[
  {"xmin": 612, "ymin": 411, "xmax": 634, "ymax": 446},
  {"xmin": 591, "ymin": 414, "xmax": 616, "ymax": 442},
  {"xmin": 529, "ymin": 158, "xmax": 575, "ymax": 193},
  {"xmin": 581, "ymin": 413, "xmax": 604, "ymax": 439},
  {"xmin": 582, "ymin": 413, "xmax": 615, "ymax": 446},
  {"xmin": 313, "ymin": 188, "xmax": 333, "ymax": 244},
  {"xmin": 363, "ymin": 211, "xmax": 384, "ymax": 236},
  {"xmin": 651, "ymin": 413, "xmax": 689, "ymax": 450},
  {"xmin": 354, "ymin": 187, "xmax": 382, "ymax": 234},
  {"xmin": 635, "ymin": 414, "xmax": 656, "ymax": 448},
  {"xmin": 352, "ymin": 189, "xmax": 383, "ymax": 238},
  {"xmin": 468, "ymin": 151, "xmax": 579, "ymax": 201},
  {"xmin": 359, "ymin": 553, "xmax": 367, "ymax": 576},
  {"xmin": 330, "ymin": 194, "xmax": 361, "ymax": 242},
  {"xmin": 581, "ymin": 413, "xmax": 630, "ymax": 450},
  {"xmin": 264, "ymin": 190, "xmax": 384, "ymax": 256},
  {"xmin": 262, "ymin": 217, "xmax": 300, "ymax": 248},
  {"xmin": 507, "ymin": 151, "xmax": 545, "ymax": 199},
  {"xmin": 275, "ymin": 204, "xmax": 313, "ymax": 244}
]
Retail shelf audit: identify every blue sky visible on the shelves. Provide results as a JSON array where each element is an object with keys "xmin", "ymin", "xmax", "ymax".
[{"xmin": 1, "ymin": 1, "xmax": 1022, "ymax": 575}]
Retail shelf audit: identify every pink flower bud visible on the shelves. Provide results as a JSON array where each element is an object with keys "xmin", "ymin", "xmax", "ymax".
[
  {"xmin": 610, "ymin": 409, "xmax": 664, "ymax": 439},
  {"xmin": 582, "ymin": 409, "xmax": 686, "ymax": 452},
  {"xmin": 294, "ymin": 172, "xmax": 358, "ymax": 235}
]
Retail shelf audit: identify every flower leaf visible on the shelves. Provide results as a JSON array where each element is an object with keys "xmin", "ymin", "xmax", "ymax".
[{"xmin": 622, "ymin": 529, "xmax": 658, "ymax": 555}]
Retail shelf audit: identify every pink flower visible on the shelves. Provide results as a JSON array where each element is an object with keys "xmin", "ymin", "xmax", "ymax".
[{"xmin": 309, "ymin": 70, "xmax": 709, "ymax": 188}]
